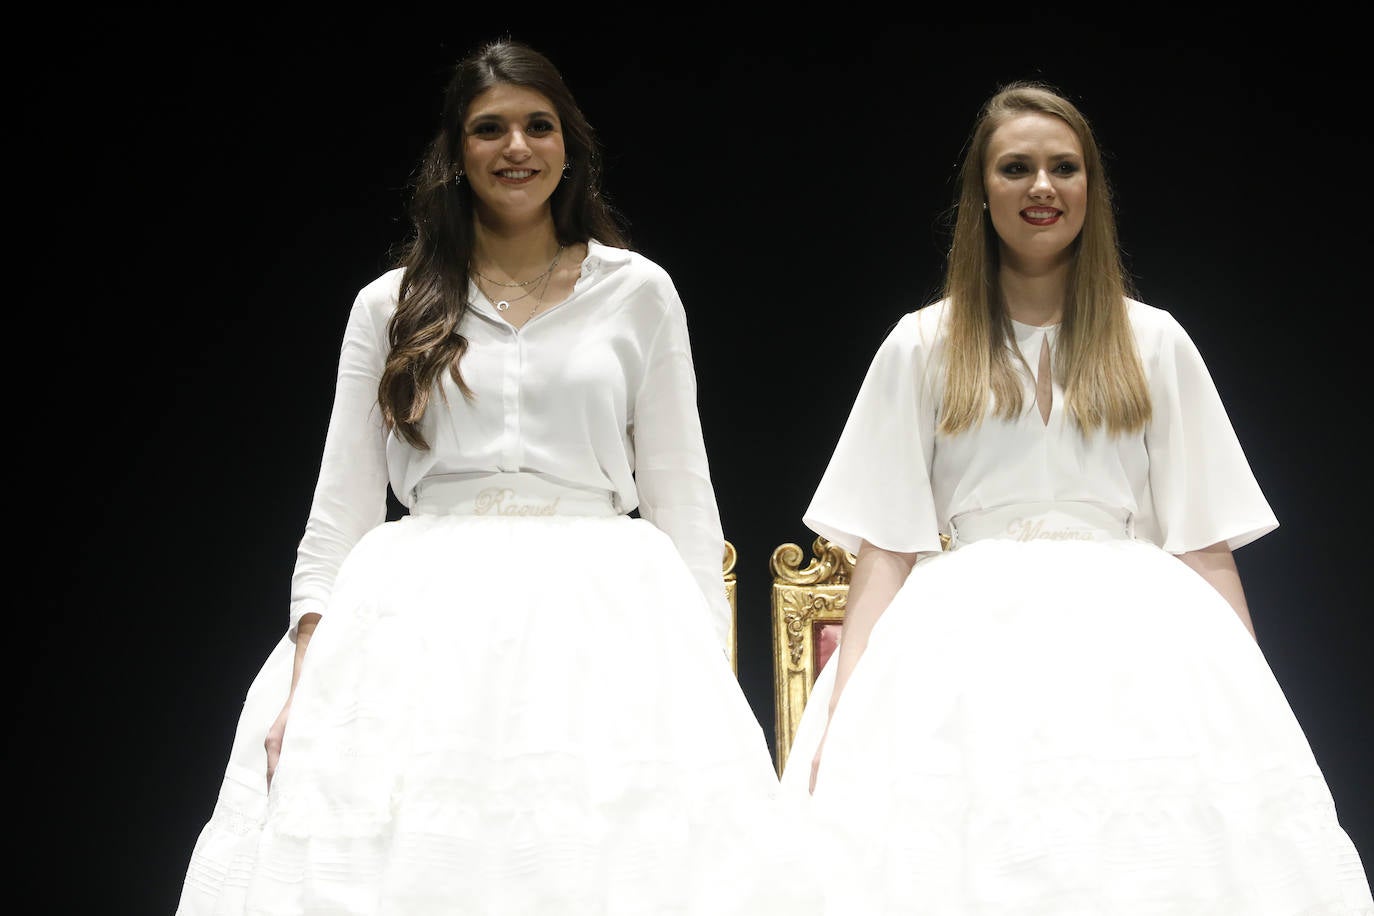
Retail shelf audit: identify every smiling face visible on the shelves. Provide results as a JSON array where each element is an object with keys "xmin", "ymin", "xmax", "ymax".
[
  {"xmin": 461, "ymin": 83, "xmax": 566, "ymax": 226},
  {"xmin": 983, "ymin": 111, "xmax": 1087, "ymax": 271}
]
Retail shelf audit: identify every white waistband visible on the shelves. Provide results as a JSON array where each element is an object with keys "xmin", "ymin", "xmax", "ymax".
[
  {"xmin": 411, "ymin": 473, "xmax": 618, "ymax": 518},
  {"xmin": 947, "ymin": 501, "xmax": 1134, "ymax": 548}
]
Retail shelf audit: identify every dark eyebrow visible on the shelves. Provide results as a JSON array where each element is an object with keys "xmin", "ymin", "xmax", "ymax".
[
  {"xmin": 995, "ymin": 151, "xmax": 1083, "ymax": 162},
  {"xmin": 466, "ymin": 110, "xmax": 559, "ymax": 125}
]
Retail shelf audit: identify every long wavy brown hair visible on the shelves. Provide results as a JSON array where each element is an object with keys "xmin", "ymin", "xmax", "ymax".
[
  {"xmin": 379, "ymin": 39, "xmax": 628, "ymax": 449},
  {"xmin": 937, "ymin": 81, "xmax": 1150, "ymax": 437}
]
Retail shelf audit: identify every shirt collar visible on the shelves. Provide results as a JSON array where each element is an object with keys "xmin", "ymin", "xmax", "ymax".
[
  {"xmin": 464, "ymin": 238, "xmax": 631, "ymax": 321},
  {"xmin": 585, "ymin": 238, "xmax": 632, "ymax": 273}
]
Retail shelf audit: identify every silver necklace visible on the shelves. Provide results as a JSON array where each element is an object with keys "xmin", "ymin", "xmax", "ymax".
[
  {"xmin": 472, "ymin": 245, "xmax": 565, "ymax": 311},
  {"xmin": 524, "ymin": 251, "xmax": 561, "ymax": 322},
  {"xmin": 478, "ymin": 246, "xmax": 564, "ymax": 316},
  {"xmin": 477, "ymin": 277, "xmax": 537, "ymax": 312}
]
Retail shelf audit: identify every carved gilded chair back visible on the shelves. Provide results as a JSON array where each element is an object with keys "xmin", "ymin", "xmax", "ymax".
[{"xmin": 769, "ymin": 537, "xmax": 855, "ymax": 775}]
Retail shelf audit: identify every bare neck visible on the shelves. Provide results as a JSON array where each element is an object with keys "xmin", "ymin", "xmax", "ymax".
[
  {"xmin": 471, "ymin": 212, "xmax": 563, "ymax": 279},
  {"xmin": 998, "ymin": 258, "xmax": 1069, "ymax": 326}
]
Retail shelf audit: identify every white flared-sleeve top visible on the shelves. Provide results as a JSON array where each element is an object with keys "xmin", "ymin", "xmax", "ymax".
[
  {"xmin": 288, "ymin": 240, "xmax": 732, "ymax": 651},
  {"xmin": 804, "ymin": 298, "xmax": 1278, "ymax": 556}
]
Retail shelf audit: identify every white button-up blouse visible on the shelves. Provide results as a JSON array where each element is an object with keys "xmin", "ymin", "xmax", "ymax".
[
  {"xmin": 804, "ymin": 298, "xmax": 1278, "ymax": 557},
  {"xmin": 289, "ymin": 240, "xmax": 732, "ymax": 650}
]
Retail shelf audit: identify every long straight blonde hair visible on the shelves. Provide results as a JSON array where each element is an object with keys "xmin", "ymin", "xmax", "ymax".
[{"xmin": 938, "ymin": 81, "xmax": 1150, "ymax": 437}]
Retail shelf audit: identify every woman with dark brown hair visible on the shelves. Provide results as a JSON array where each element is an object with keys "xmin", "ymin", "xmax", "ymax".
[
  {"xmin": 176, "ymin": 38, "xmax": 807, "ymax": 915},
  {"xmin": 782, "ymin": 81, "xmax": 1373, "ymax": 913}
]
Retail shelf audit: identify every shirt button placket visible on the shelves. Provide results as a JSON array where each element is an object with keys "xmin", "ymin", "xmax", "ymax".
[{"xmin": 501, "ymin": 328, "xmax": 522, "ymax": 471}]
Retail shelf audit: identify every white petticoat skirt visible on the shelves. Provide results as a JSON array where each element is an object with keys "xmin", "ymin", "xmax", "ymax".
[
  {"xmin": 781, "ymin": 503, "xmax": 1373, "ymax": 915},
  {"xmin": 179, "ymin": 474, "xmax": 812, "ymax": 915}
]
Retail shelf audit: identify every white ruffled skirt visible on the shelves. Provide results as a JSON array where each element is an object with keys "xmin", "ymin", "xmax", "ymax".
[
  {"xmin": 781, "ymin": 529, "xmax": 1373, "ymax": 915},
  {"xmin": 178, "ymin": 484, "xmax": 811, "ymax": 915}
]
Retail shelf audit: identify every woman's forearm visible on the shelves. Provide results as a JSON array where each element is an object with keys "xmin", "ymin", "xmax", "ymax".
[
  {"xmin": 1177, "ymin": 542, "xmax": 1256, "ymax": 640},
  {"xmin": 290, "ymin": 613, "xmax": 323, "ymax": 693},
  {"xmin": 829, "ymin": 541, "xmax": 918, "ymax": 715}
]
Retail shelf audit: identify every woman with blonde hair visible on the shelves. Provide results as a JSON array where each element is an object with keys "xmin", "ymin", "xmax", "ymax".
[{"xmin": 783, "ymin": 81, "xmax": 1373, "ymax": 913}]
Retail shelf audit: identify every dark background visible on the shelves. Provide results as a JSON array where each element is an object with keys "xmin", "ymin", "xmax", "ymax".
[{"xmin": 23, "ymin": 17, "xmax": 1371, "ymax": 911}]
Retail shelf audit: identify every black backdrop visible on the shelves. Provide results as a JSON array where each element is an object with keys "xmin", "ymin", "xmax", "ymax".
[{"xmin": 24, "ymin": 17, "xmax": 1372, "ymax": 911}]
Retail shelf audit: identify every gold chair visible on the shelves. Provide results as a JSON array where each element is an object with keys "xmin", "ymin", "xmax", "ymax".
[{"xmin": 769, "ymin": 536, "xmax": 855, "ymax": 775}]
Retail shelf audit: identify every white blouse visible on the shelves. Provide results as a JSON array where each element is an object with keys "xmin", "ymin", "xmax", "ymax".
[
  {"xmin": 289, "ymin": 240, "xmax": 732, "ymax": 651},
  {"xmin": 804, "ymin": 298, "xmax": 1278, "ymax": 557}
]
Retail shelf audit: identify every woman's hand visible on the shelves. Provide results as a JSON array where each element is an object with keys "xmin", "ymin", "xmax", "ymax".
[
  {"xmin": 265, "ymin": 698, "xmax": 292, "ymax": 788},
  {"xmin": 267, "ymin": 612, "xmax": 321, "ymax": 788}
]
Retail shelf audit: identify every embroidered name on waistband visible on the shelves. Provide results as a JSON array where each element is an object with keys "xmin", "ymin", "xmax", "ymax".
[
  {"xmin": 1006, "ymin": 518, "xmax": 1095, "ymax": 541},
  {"xmin": 473, "ymin": 487, "xmax": 561, "ymax": 516}
]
